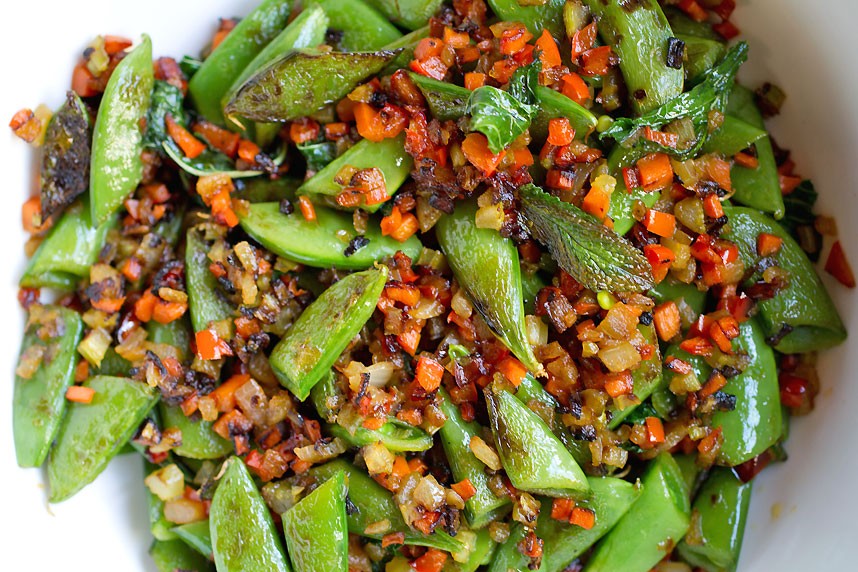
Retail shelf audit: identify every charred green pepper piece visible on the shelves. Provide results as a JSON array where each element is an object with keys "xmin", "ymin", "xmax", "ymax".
[
  {"xmin": 608, "ymin": 323, "xmax": 663, "ymax": 429},
  {"xmin": 14, "ymin": 305, "xmax": 84, "ymax": 468},
  {"xmin": 40, "ymin": 91, "xmax": 91, "ymax": 220},
  {"xmin": 90, "ymin": 35, "xmax": 154, "ymax": 224},
  {"xmin": 48, "ymin": 375, "xmax": 158, "ymax": 502},
  {"xmin": 364, "ymin": 0, "xmax": 444, "ymax": 30},
  {"xmin": 149, "ymin": 539, "xmax": 213, "ymax": 572},
  {"xmin": 307, "ymin": 0, "xmax": 402, "ymax": 51},
  {"xmin": 185, "ymin": 228, "xmax": 235, "ymax": 333},
  {"xmin": 239, "ymin": 202, "xmax": 422, "ymax": 269},
  {"xmin": 487, "ymin": 0, "xmax": 565, "ymax": 37},
  {"xmin": 271, "ymin": 267, "xmax": 387, "ymax": 400},
  {"xmin": 172, "ymin": 520, "xmax": 213, "ymax": 558}
]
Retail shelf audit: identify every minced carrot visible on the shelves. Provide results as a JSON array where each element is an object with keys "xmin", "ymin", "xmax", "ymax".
[
  {"xmin": 560, "ymin": 73, "xmax": 590, "ymax": 105},
  {"xmin": 604, "ymin": 372, "xmax": 634, "ymax": 398},
  {"xmin": 643, "ymin": 210, "xmax": 676, "ymax": 238},
  {"xmin": 734, "ymin": 151, "xmax": 759, "ymax": 169},
  {"xmin": 637, "ymin": 153, "xmax": 674, "ymax": 190},
  {"xmin": 461, "ymin": 133, "xmax": 505, "ymax": 176},
  {"xmin": 297, "ymin": 195, "xmax": 316, "ymax": 222},
  {"xmin": 210, "ymin": 373, "xmax": 250, "ymax": 413},
  {"xmin": 645, "ymin": 417, "xmax": 665, "ymax": 445},
  {"xmin": 757, "ymin": 233, "xmax": 783, "ymax": 257},
  {"xmin": 653, "ymin": 301, "xmax": 681, "ymax": 342},
  {"xmin": 547, "ymin": 117, "xmax": 575, "ymax": 147},
  {"xmin": 825, "ymin": 241, "xmax": 856, "ymax": 288},
  {"xmin": 451, "ymin": 479, "xmax": 477, "ymax": 501},
  {"xmin": 700, "ymin": 371, "xmax": 728, "ymax": 398},
  {"xmin": 237, "ymin": 139, "xmax": 260, "ymax": 164},
  {"xmin": 535, "ymin": 30, "xmax": 561, "ymax": 69},
  {"xmin": 165, "ymin": 114, "xmax": 206, "ymax": 159},
  {"xmin": 496, "ymin": 356, "xmax": 527, "ymax": 387},
  {"xmin": 464, "ymin": 72, "xmax": 486, "ymax": 90},
  {"xmin": 569, "ymin": 507, "xmax": 596, "ymax": 530},
  {"xmin": 66, "ymin": 385, "xmax": 95, "ymax": 404},
  {"xmin": 415, "ymin": 356, "xmax": 445, "ymax": 392}
]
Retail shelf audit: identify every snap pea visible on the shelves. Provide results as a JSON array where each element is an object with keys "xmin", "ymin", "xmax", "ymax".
[
  {"xmin": 674, "ymin": 454, "xmax": 703, "ymax": 500},
  {"xmin": 382, "ymin": 26, "xmax": 430, "ymax": 73},
  {"xmin": 584, "ymin": 453, "xmax": 690, "ymax": 572},
  {"xmin": 521, "ymin": 269, "xmax": 547, "ymax": 315},
  {"xmin": 160, "ymin": 404, "xmax": 232, "ymax": 460},
  {"xmin": 608, "ymin": 324, "xmax": 663, "ymax": 429},
  {"xmin": 20, "ymin": 200, "xmax": 117, "ymax": 290},
  {"xmin": 608, "ymin": 178, "xmax": 660, "ymax": 237},
  {"xmin": 663, "ymin": 6, "xmax": 722, "ymax": 41},
  {"xmin": 436, "ymin": 200, "xmax": 540, "ymax": 373},
  {"xmin": 364, "ymin": 0, "xmax": 444, "ymax": 30},
  {"xmin": 233, "ymin": 176, "xmax": 301, "ymax": 203},
  {"xmin": 679, "ymin": 34, "xmax": 727, "ymax": 82},
  {"xmin": 486, "ymin": 386, "xmax": 589, "ymax": 496},
  {"xmin": 90, "ymin": 35, "xmax": 154, "ymax": 225},
  {"xmin": 145, "ymin": 461, "xmax": 179, "ymax": 542},
  {"xmin": 270, "ymin": 267, "xmax": 387, "ymax": 400},
  {"xmin": 210, "ymin": 457, "xmax": 291, "ymax": 572},
  {"xmin": 149, "ymin": 539, "xmax": 213, "ymax": 572},
  {"xmin": 48, "ymin": 375, "xmax": 158, "ymax": 502},
  {"xmin": 649, "ymin": 278, "xmax": 707, "ymax": 316},
  {"xmin": 489, "ymin": 476, "xmax": 641, "ymax": 572},
  {"xmin": 91, "ymin": 347, "xmax": 133, "ymax": 377},
  {"xmin": 723, "ymin": 206, "xmax": 847, "ymax": 353},
  {"xmin": 161, "ymin": 141, "xmax": 278, "ymax": 178},
  {"xmin": 677, "ymin": 468, "xmax": 752, "ymax": 572},
  {"xmin": 172, "ymin": 519, "xmax": 214, "ymax": 558},
  {"xmin": 583, "ymin": 0, "xmax": 683, "ymax": 115},
  {"xmin": 40, "ymin": 91, "xmax": 91, "ymax": 220},
  {"xmin": 282, "ymin": 469, "xmax": 348, "ymax": 572},
  {"xmin": 224, "ymin": 48, "xmax": 400, "ymax": 123},
  {"xmin": 409, "ymin": 73, "xmax": 470, "ymax": 122},
  {"xmin": 188, "ymin": 0, "xmax": 293, "ymax": 125},
  {"xmin": 307, "ymin": 0, "xmax": 402, "ymax": 51},
  {"xmin": 297, "ymin": 134, "xmax": 413, "ymax": 213},
  {"xmin": 14, "ymin": 305, "xmax": 83, "ymax": 468},
  {"xmin": 185, "ymin": 228, "xmax": 235, "ymax": 333},
  {"xmin": 531, "ymin": 86, "xmax": 598, "ymax": 142},
  {"xmin": 239, "ymin": 202, "xmax": 422, "ymax": 269},
  {"xmin": 487, "ymin": 0, "xmax": 565, "ymax": 37},
  {"xmin": 701, "ymin": 115, "xmax": 767, "ymax": 157}
]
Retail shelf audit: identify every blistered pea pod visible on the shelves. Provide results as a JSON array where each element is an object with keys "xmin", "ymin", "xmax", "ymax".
[
  {"xmin": 149, "ymin": 539, "xmax": 213, "ymax": 572},
  {"xmin": 306, "ymin": 0, "xmax": 402, "ymax": 51}
]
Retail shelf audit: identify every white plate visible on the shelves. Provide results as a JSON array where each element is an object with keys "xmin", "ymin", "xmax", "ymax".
[{"xmin": 1, "ymin": 1, "xmax": 855, "ymax": 570}]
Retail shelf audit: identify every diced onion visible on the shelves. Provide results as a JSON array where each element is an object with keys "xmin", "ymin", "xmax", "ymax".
[
  {"xmin": 144, "ymin": 464, "xmax": 185, "ymax": 501},
  {"xmin": 362, "ymin": 442, "xmax": 395, "ymax": 474},
  {"xmin": 469, "ymin": 436, "xmax": 502, "ymax": 471},
  {"xmin": 163, "ymin": 498, "xmax": 206, "ymax": 524}
]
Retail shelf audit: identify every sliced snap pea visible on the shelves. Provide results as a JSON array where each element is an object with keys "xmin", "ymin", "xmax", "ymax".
[
  {"xmin": 185, "ymin": 228, "xmax": 235, "ymax": 333},
  {"xmin": 364, "ymin": 0, "xmax": 443, "ymax": 30},
  {"xmin": 678, "ymin": 34, "xmax": 727, "ymax": 82},
  {"xmin": 225, "ymin": 48, "xmax": 401, "ymax": 123},
  {"xmin": 486, "ymin": 386, "xmax": 589, "ymax": 497},
  {"xmin": 14, "ymin": 305, "xmax": 84, "ymax": 468},
  {"xmin": 282, "ymin": 469, "xmax": 348, "ymax": 572},
  {"xmin": 382, "ymin": 26, "xmax": 430, "ymax": 73},
  {"xmin": 48, "ymin": 375, "xmax": 158, "ymax": 502},
  {"xmin": 270, "ymin": 267, "xmax": 387, "ymax": 400},
  {"xmin": 149, "ymin": 539, "xmax": 213, "ymax": 572},
  {"xmin": 92, "ymin": 347, "xmax": 133, "ymax": 377},
  {"xmin": 487, "ymin": 0, "xmax": 565, "ymax": 37},
  {"xmin": 297, "ymin": 134, "xmax": 413, "ymax": 213},
  {"xmin": 436, "ymin": 200, "xmax": 540, "ymax": 373},
  {"xmin": 608, "ymin": 323, "xmax": 663, "ymax": 429},
  {"xmin": 520, "ymin": 269, "xmax": 547, "ymax": 315},
  {"xmin": 531, "ymin": 86, "xmax": 598, "ymax": 142},
  {"xmin": 40, "ymin": 91, "xmax": 91, "ymax": 220},
  {"xmin": 677, "ymin": 468, "xmax": 752, "ymax": 572},
  {"xmin": 211, "ymin": 457, "xmax": 291, "ymax": 572},
  {"xmin": 674, "ymin": 453, "xmax": 704, "ymax": 498},
  {"xmin": 308, "ymin": 0, "xmax": 402, "ymax": 51},
  {"xmin": 188, "ymin": 0, "xmax": 293, "ymax": 125},
  {"xmin": 701, "ymin": 115, "xmax": 767, "ymax": 157},
  {"xmin": 584, "ymin": 453, "xmax": 690, "ymax": 572},
  {"xmin": 160, "ymin": 403, "xmax": 232, "ymax": 460},
  {"xmin": 90, "ymin": 35, "xmax": 154, "ymax": 225},
  {"xmin": 723, "ymin": 206, "xmax": 846, "ymax": 353},
  {"xmin": 239, "ymin": 202, "xmax": 422, "ymax": 269},
  {"xmin": 409, "ymin": 73, "xmax": 470, "ymax": 121},
  {"xmin": 145, "ymin": 461, "xmax": 179, "ymax": 542},
  {"xmin": 172, "ymin": 519, "xmax": 213, "ymax": 558}
]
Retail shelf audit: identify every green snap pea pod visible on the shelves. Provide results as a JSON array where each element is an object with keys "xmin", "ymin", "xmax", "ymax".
[
  {"xmin": 649, "ymin": 279, "xmax": 707, "ymax": 316},
  {"xmin": 531, "ymin": 86, "xmax": 598, "ymax": 142},
  {"xmin": 489, "ymin": 476, "xmax": 641, "ymax": 572},
  {"xmin": 48, "ymin": 376, "xmax": 158, "ymax": 502},
  {"xmin": 382, "ymin": 26, "xmax": 430, "ymax": 73},
  {"xmin": 608, "ymin": 178, "xmax": 660, "ymax": 237},
  {"xmin": 364, "ymin": 0, "xmax": 443, "ymax": 30},
  {"xmin": 40, "ymin": 91, "xmax": 91, "ymax": 220},
  {"xmin": 701, "ymin": 116, "xmax": 767, "ymax": 157},
  {"xmin": 271, "ymin": 267, "xmax": 387, "ymax": 400},
  {"xmin": 663, "ymin": 7, "xmax": 722, "ymax": 41},
  {"xmin": 239, "ymin": 202, "xmax": 422, "ymax": 269},
  {"xmin": 90, "ymin": 35, "xmax": 154, "ymax": 224},
  {"xmin": 282, "ymin": 469, "xmax": 348, "ymax": 572},
  {"xmin": 147, "ymin": 316, "xmax": 191, "ymax": 361},
  {"xmin": 674, "ymin": 454, "xmax": 703, "ymax": 499},
  {"xmin": 487, "ymin": 386, "xmax": 589, "ymax": 496},
  {"xmin": 14, "ymin": 306, "xmax": 84, "ymax": 468},
  {"xmin": 445, "ymin": 528, "xmax": 496, "ymax": 572},
  {"xmin": 677, "ymin": 468, "xmax": 752, "ymax": 572},
  {"xmin": 188, "ymin": 0, "xmax": 292, "ymax": 125},
  {"xmin": 149, "ymin": 539, "xmax": 213, "ymax": 572},
  {"xmin": 210, "ymin": 457, "xmax": 291, "ymax": 572},
  {"xmin": 308, "ymin": 0, "xmax": 402, "ymax": 51},
  {"xmin": 225, "ymin": 48, "xmax": 400, "ymax": 123},
  {"xmin": 233, "ymin": 176, "xmax": 302, "ymax": 203},
  {"xmin": 583, "ymin": 0, "xmax": 683, "ymax": 115},
  {"xmin": 487, "ymin": 0, "xmax": 565, "ymax": 37},
  {"xmin": 409, "ymin": 73, "xmax": 470, "ymax": 122},
  {"xmin": 608, "ymin": 324, "xmax": 663, "ymax": 429},
  {"xmin": 723, "ymin": 206, "xmax": 847, "ymax": 353},
  {"xmin": 172, "ymin": 520, "xmax": 214, "ymax": 558},
  {"xmin": 92, "ymin": 347, "xmax": 133, "ymax": 377},
  {"xmin": 145, "ymin": 461, "xmax": 178, "ymax": 542},
  {"xmin": 297, "ymin": 134, "xmax": 413, "ymax": 213},
  {"xmin": 584, "ymin": 453, "xmax": 690, "ymax": 572},
  {"xmin": 185, "ymin": 228, "xmax": 235, "ymax": 333},
  {"xmin": 726, "ymin": 85, "xmax": 784, "ymax": 219},
  {"xmin": 439, "ymin": 390, "xmax": 512, "ymax": 529},
  {"xmin": 678, "ymin": 34, "xmax": 727, "ymax": 82},
  {"xmin": 521, "ymin": 269, "xmax": 547, "ymax": 315},
  {"xmin": 309, "ymin": 459, "xmax": 465, "ymax": 551},
  {"xmin": 21, "ymin": 201, "xmax": 117, "ymax": 290},
  {"xmin": 437, "ymin": 200, "xmax": 540, "ymax": 373},
  {"xmin": 160, "ymin": 404, "xmax": 232, "ymax": 459}
]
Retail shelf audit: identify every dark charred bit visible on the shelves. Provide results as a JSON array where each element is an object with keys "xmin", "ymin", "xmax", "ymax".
[
  {"xmin": 766, "ymin": 323, "xmax": 794, "ymax": 346},
  {"xmin": 639, "ymin": 311, "xmax": 653, "ymax": 326},
  {"xmin": 344, "ymin": 235, "xmax": 370, "ymax": 257},
  {"xmin": 666, "ymin": 37, "xmax": 686, "ymax": 69},
  {"xmin": 633, "ymin": 89, "xmax": 647, "ymax": 101},
  {"xmin": 40, "ymin": 91, "xmax": 92, "ymax": 220},
  {"xmin": 344, "ymin": 494, "xmax": 359, "ymax": 516},
  {"xmin": 279, "ymin": 198, "xmax": 294, "ymax": 215}
]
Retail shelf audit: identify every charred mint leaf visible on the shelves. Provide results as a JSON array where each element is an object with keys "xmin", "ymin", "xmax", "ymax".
[{"xmin": 40, "ymin": 92, "xmax": 92, "ymax": 220}]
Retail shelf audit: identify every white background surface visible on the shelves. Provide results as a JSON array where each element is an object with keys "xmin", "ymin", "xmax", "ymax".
[{"xmin": 0, "ymin": 0, "xmax": 855, "ymax": 570}]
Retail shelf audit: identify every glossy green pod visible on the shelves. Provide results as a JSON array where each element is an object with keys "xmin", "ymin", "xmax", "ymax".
[
  {"xmin": 307, "ymin": 0, "xmax": 402, "ymax": 51},
  {"xmin": 584, "ymin": 453, "xmax": 690, "ymax": 572},
  {"xmin": 409, "ymin": 73, "xmax": 470, "ymax": 121},
  {"xmin": 14, "ymin": 306, "xmax": 84, "ymax": 468},
  {"xmin": 531, "ymin": 86, "xmax": 598, "ymax": 142},
  {"xmin": 487, "ymin": 0, "xmax": 565, "ymax": 36},
  {"xmin": 608, "ymin": 178, "xmax": 660, "ymax": 237},
  {"xmin": 48, "ymin": 376, "xmax": 158, "ymax": 502},
  {"xmin": 723, "ymin": 206, "xmax": 846, "ymax": 353},
  {"xmin": 185, "ymin": 228, "xmax": 235, "ymax": 333},
  {"xmin": 270, "ymin": 267, "xmax": 387, "ymax": 400},
  {"xmin": 188, "ymin": 0, "xmax": 293, "ymax": 124},
  {"xmin": 172, "ymin": 520, "xmax": 213, "ymax": 558},
  {"xmin": 234, "ymin": 176, "xmax": 302, "ymax": 203},
  {"xmin": 649, "ymin": 279, "xmax": 707, "ymax": 316},
  {"xmin": 608, "ymin": 323, "xmax": 663, "ymax": 429},
  {"xmin": 239, "ymin": 202, "xmax": 422, "ymax": 269},
  {"xmin": 149, "ymin": 539, "xmax": 213, "ymax": 572},
  {"xmin": 701, "ymin": 115, "xmax": 767, "ymax": 157},
  {"xmin": 679, "ymin": 34, "xmax": 727, "ymax": 82},
  {"xmin": 381, "ymin": 26, "xmax": 430, "ymax": 73},
  {"xmin": 210, "ymin": 457, "xmax": 291, "ymax": 571},
  {"xmin": 90, "ymin": 35, "xmax": 154, "ymax": 224},
  {"xmin": 364, "ymin": 0, "xmax": 444, "ymax": 30},
  {"xmin": 147, "ymin": 317, "xmax": 192, "ymax": 362},
  {"xmin": 663, "ymin": 7, "xmax": 722, "ymax": 40},
  {"xmin": 282, "ymin": 470, "xmax": 348, "ymax": 572},
  {"xmin": 160, "ymin": 404, "xmax": 232, "ymax": 460},
  {"xmin": 436, "ymin": 200, "xmax": 540, "ymax": 373},
  {"xmin": 486, "ymin": 387, "xmax": 589, "ymax": 496}
]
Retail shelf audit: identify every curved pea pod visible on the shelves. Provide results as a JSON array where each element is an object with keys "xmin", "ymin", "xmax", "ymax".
[
  {"xmin": 677, "ymin": 468, "xmax": 752, "ymax": 572},
  {"xmin": 160, "ymin": 404, "xmax": 232, "ymax": 460},
  {"xmin": 608, "ymin": 324, "xmax": 663, "ymax": 429},
  {"xmin": 487, "ymin": 0, "xmax": 565, "ymax": 36},
  {"xmin": 21, "ymin": 201, "xmax": 117, "ymax": 290},
  {"xmin": 40, "ymin": 91, "xmax": 91, "ymax": 220},
  {"xmin": 487, "ymin": 386, "xmax": 589, "ymax": 497},
  {"xmin": 308, "ymin": 459, "xmax": 465, "ymax": 551},
  {"xmin": 674, "ymin": 454, "xmax": 704, "ymax": 498},
  {"xmin": 583, "ymin": 0, "xmax": 683, "ymax": 115},
  {"xmin": 282, "ymin": 469, "xmax": 348, "ymax": 572},
  {"xmin": 521, "ymin": 269, "xmax": 547, "ymax": 316},
  {"xmin": 172, "ymin": 520, "xmax": 213, "ymax": 558},
  {"xmin": 531, "ymin": 86, "xmax": 598, "ymax": 142},
  {"xmin": 239, "ymin": 202, "xmax": 422, "ymax": 269},
  {"xmin": 47, "ymin": 376, "xmax": 158, "ymax": 502},
  {"xmin": 185, "ymin": 229, "xmax": 235, "ymax": 333},
  {"xmin": 90, "ymin": 35, "xmax": 154, "ymax": 224},
  {"xmin": 234, "ymin": 176, "xmax": 301, "ymax": 203},
  {"xmin": 271, "ymin": 267, "xmax": 387, "ymax": 400},
  {"xmin": 149, "ymin": 539, "xmax": 213, "ymax": 572},
  {"xmin": 437, "ymin": 200, "xmax": 541, "ymax": 373},
  {"xmin": 679, "ymin": 34, "xmax": 727, "ymax": 82},
  {"xmin": 307, "ymin": 0, "xmax": 402, "ymax": 51},
  {"xmin": 445, "ymin": 528, "xmax": 496, "ymax": 572},
  {"xmin": 188, "ymin": 0, "xmax": 293, "ymax": 125},
  {"xmin": 649, "ymin": 279, "xmax": 707, "ymax": 317},
  {"xmin": 584, "ymin": 453, "xmax": 690, "ymax": 572},
  {"xmin": 723, "ymin": 206, "xmax": 846, "ymax": 352},
  {"xmin": 663, "ymin": 6, "xmax": 722, "ymax": 41},
  {"xmin": 210, "ymin": 457, "xmax": 291, "ymax": 572},
  {"xmin": 225, "ymin": 48, "xmax": 400, "ymax": 123},
  {"xmin": 409, "ymin": 73, "xmax": 470, "ymax": 121},
  {"xmin": 297, "ymin": 134, "xmax": 413, "ymax": 213},
  {"xmin": 364, "ymin": 0, "xmax": 443, "ymax": 30},
  {"xmin": 489, "ymin": 476, "xmax": 641, "ymax": 572},
  {"xmin": 13, "ymin": 306, "xmax": 84, "ymax": 468},
  {"xmin": 381, "ymin": 26, "xmax": 430, "ymax": 73},
  {"xmin": 701, "ymin": 115, "xmax": 767, "ymax": 157}
]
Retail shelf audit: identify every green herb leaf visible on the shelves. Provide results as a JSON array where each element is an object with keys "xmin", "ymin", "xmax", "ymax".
[
  {"xmin": 518, "ymin": 184, "xmax": 654, "ymax": 292},
  {"xmin": 780, "ymin": 179, "xmax": 821, "ymax": 262},
  {"xmin": 297, "ymin": 141, "xmax": 337, "ymax": 171},
  {"xmin": 143, "ymin": 80, "xmax": 186, "ymax": 151},
  {"xmin": 600, "ymin": 42, "xmax": 748, "ymax": 160}
]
